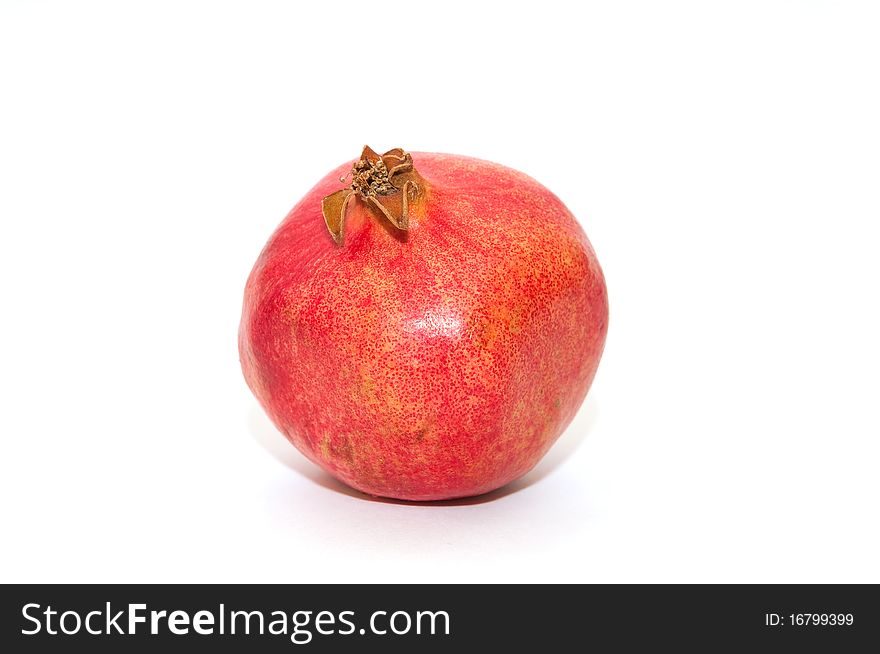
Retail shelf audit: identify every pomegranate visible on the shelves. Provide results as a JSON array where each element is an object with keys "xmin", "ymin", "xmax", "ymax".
[{"xmin": 239, "ymin": 146, "xmax": 608, "ymax": 501}]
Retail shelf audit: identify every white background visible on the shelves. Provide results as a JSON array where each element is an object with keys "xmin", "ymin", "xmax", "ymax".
[{"xmin": 1, "ymin": 1, "xmax": 878, "ymax": 583}]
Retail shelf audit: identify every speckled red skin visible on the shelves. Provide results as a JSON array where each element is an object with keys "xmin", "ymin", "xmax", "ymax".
[{"xmin": 239, "ymin": 152, "xmax": 608, "ymax": 501}]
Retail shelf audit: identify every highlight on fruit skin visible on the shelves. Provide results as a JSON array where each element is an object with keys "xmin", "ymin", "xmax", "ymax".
[{"xmin": 240, "ymin": 145, "xmax": 608, "ymax": 501}]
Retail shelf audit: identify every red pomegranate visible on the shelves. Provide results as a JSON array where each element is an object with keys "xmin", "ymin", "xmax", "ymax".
[{"xmin": 239, "ymin": 146, "xmax": 608, "ymax": 501}]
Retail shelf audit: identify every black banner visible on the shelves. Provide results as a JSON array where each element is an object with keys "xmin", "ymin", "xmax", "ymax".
[{"xmin": 1, "ymin": 584, "xmax": 876, "ymax": 651}]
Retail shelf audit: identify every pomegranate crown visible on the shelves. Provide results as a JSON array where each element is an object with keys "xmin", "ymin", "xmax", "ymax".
[{"xmin": 321, "ymin": 146, "xmax": 421, "ymax": 245}]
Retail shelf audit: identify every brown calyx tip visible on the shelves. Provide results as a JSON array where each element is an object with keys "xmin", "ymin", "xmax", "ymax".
[{"xmin": 321, "ymin": 146, "xmax": 423, "ymax": 245}]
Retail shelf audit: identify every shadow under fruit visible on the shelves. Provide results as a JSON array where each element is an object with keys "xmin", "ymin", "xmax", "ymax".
[{"xmin": 239, "ymin": 146, "xmax": 608, "ymax": 501}]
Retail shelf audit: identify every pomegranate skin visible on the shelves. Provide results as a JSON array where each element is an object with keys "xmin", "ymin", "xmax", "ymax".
[{"xmin": 240, "ymin": 152, "xmax": 608, "ymax": 501}]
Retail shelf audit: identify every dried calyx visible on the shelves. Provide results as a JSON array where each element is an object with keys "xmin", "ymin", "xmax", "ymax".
[{"xmin": 321, "ymin": 146, "xmax": 422, "ymax": 244}]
